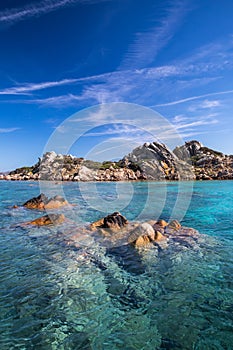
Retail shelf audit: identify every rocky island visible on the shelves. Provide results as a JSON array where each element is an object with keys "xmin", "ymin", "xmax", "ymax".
[{"xmin": 1, "ymin": 140, "xmax": 233, "ymax": 181}]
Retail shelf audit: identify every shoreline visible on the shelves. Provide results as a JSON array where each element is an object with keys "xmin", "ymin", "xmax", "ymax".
[
  {"xmin": 2, "ymin": 140, "xmax": 233, "ymax": 182},
  {"xmin": 1, "ymin": 178, "xmax": 233, "ymax": 183}
]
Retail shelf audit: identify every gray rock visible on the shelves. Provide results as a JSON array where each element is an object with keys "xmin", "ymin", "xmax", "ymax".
[
  {"xmin": 174, "ymin": 140, "xmax": 203, "ymax": 158},
  {"xmin": 4, "ymin": 140, "xmax": 232, "ymax": 181},
  {"xmin": 121, "ymin": 142, "xmax": 194, "ymax": 180}
]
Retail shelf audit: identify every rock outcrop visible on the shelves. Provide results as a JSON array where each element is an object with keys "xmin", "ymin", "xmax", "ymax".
[
  {"xmin": 22, "ymin": 214, "xmax": 65, "ymax": 226},
  {"xmin": 38, "ymin": 152, "xmax": 84, "ymax": 181},
  {"xmin": 2, "ymin": 140, "xmax": 232, "ymax": 181},
  {"xmin": 120, "ymin": 141, "xmax": 194, "ymax": 180},
  {"xmin": 88, "ymin": 212, "xmax": 200, "ymax": 251},
  {"xmin": 128, "ymin": 222, "xmax": 165, "ymax": 247},
  {"xmin": 18, "ymin": 204, "xmax": 204, "ymax": 256},
  {"xmin": 174, "ymin": 140, "xmax": 233, "ymax": 180},
  {"xmin": 90, "ymin": 212, "xmax": 128, "ymax": 232},
  {"xmin": 173, "ymin": 140, "xmax": 203, "ymax": 159},
  {"xmin": 22, "ymin": 194, "xmax": 69, "ymax": 210}
]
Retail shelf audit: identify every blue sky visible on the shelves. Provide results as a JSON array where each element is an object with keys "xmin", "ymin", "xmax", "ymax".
[{"xmin": 1, "ymin": 0, "xmax": 233, "ymax": 171}]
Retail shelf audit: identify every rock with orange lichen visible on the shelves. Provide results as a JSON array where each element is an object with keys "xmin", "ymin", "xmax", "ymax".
[
  {"xmin": 128, "ymin": 223, "xmax": 156, "ymax": 247},
  {"xmin": 22, "ymin": 213, "xmax": 65, "ymax": 226},
  {"xmin": 23, "ymin": 194, "xmax": 47, "ymax": 209},
  {"xmin": 157, "ymin": 219, "xmax": 168, "ymax": 228},
  {"xmin": 90, "ymin": 218, "xmax": 104, "ymax": 230},
  {"xmin": 167, "ymin": 219, "xmax": 182, "ymax": 230},
  {"xmin": 134, "ymin": 234, "xmax": 151, "ymax": 247},
  {"xmin": 44, "ymin": 196, "xmax": 69, "ymax": 209},
  {"xmin": 128, "ymin": 223, "xmax": 168, "ymax": 248},
  {"xmin": 88, "ymin": 213, "xmax": 202, "ymax": 251},
  {"xmin": 154, "ymin": 230, "xmax": 165, "ymax": 241},
  {"xmin": 22, "ymin": 193, "xmax": 69, "ymax": 210}
]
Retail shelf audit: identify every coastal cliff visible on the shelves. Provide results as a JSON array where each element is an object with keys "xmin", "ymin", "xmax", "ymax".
[{"xmin": 1, "ymin": 140, "xmax": 232, "ymax": 181}]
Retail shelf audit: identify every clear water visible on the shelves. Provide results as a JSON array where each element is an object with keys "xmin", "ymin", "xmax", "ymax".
[{"xmin": 0, "ymin": 180, "xmax": 232, "ymax": 349}]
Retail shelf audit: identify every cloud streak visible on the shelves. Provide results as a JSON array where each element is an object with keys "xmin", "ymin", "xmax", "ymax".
[
  {"xmin": 120, "ymin": 0, "xmax": 191, "ymax": 70},
  {"xmin": 175, "ymin": 117, "xmax": 218, "ymax": 130},
  {"xmin": 154, "ymin": 89, "xmax": 233, "ymax": 107},
  {"xmin": 0, "ymin": 127, "xmax": 20, "ymax": 133},
  {"xmin": 83, "ymin": 124, "xmax": 147, "ymax": 138},
  {"xmin": 172, "ymin": 113, "xmax": 219, "ymax": 137},
  {"xmin": 201, "ymin": 100, "xmax": 221, "ymax": 109},
  {"xmin": 188, "ymin": 99, "xmax": 221, "ymax": 112},
  {"xmin": 22, "ymin": 93, "xmax": 82, "ymax": 106},
  {"xmin": 2, "ymin": 35, "xmax": 233, "ymax": 110},
  {"xmin": 0, "ymin": 79, "xmax": 78, "ymax": 95},
  {"xmin": 0, "ymin": 0, "xmax": 109, "ymax": 25}
]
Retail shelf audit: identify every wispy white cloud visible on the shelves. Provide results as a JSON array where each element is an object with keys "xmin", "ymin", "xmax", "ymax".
[
  {"xmin": 0, "ymin": 0, "xmax": 109, "ymax": 25},
  {"xmin": 4, "ymin": 93, "xmax": 101, "ymax": 108},
  {"xmin": 201, "ymin": 100, "xmax": 221, "ymax": 109},
  {"xmin": 64, "ymin": 38, "xmax": 233, "ymax": 105},
  {"xmin": 173, "ymin": 115, "xmax": 188, "ymax": 123},
  {"xmin": 154, "ymin": 89, "xmax": 233, "ymax": 107},
  {"xmin": 172, "ymin": 114, "xmax": 219, "ymax": 135},
  {"xmin": 83, "ymin": 124, "xmax": 146, "ymax": 138},
  {"xmin": 120, "ymin": 0, "xmax": 192, "ymax": 70},
  {"xmin": 179, "ymin": 130, "xmax": 209, "ymax": 138},
  {"xmin": 44, "ymin": 117, "xmax": 60, "ymax": 125},
  {"xmin": 87, "ymin": 136, "xmax": 155, "ymax": 161},
  {"xmin": 0, "ymin": 79, "xmax": 78, "ymax": 95},
  {"xmin": 175, "ymin": 117, "xmax": 218, "ymax": 130},
  {"xmin": 0, "ymin": 127, "xmax": 20, "ymax": 133},
  {"xmin": 4, "ymin": 72, "xmax": 231, "ymax": 109},
  {"xmin": 30, "ymin": 93, "xmax": 82, "ymax": 106},
  {"xmin": 175, "ymin": 41, "xmax": 233, "ymax": 70},
  {"xmin": 188, "ymin": 99, "xmax": 221, "ymax": 112},
  {"xmin": 3, "ymin": 35, "xmax": 233, "ymax": 109}
]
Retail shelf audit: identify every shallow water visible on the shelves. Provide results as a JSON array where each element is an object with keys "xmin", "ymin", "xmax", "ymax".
[{"xmin": 0, "ymin": 180, "xmax": 233, "ymax": 349}]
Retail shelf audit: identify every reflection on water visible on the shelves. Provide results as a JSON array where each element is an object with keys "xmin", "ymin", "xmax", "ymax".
[{"xmin": 0, "ymin": 180, "xmax": 233, "ymax": 349}]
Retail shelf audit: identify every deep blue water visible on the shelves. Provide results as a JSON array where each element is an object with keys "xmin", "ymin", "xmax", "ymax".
[{"xmin": 0, "ymin": 180, "xmax": 233, "ymax": 349}]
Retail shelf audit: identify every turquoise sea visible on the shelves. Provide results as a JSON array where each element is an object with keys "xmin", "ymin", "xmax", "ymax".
[{"xmin": 0, "ymin": 180, "xmax": 233, "ymax": 350}]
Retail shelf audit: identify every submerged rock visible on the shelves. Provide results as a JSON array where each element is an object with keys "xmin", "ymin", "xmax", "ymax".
[
  {"xmin": 165, "ymin": 225, "xmax": 200, "ymax": 245},
  {"xmin": 62, "ymin": 332, "xmax": 91, "ymax": 350},
  {"xmin": 23, "ymin": 193, "xmax": 69, "ymax": 210},
  {"xmin": 21, "ymin": 214, "xmax": 65, "ymax": 226}
]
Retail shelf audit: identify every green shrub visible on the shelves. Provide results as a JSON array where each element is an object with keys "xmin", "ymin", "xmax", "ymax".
[
  {"xmin": 99, "ymin": 161, "xmax": 121, "ymax": 170},
  {"xmin": 83, "ymin": 160, "xmax": 102, "ymax": 170},
  {"xmin": 9, "ymin": 166, "xmax": 33, "ymax": 175}
]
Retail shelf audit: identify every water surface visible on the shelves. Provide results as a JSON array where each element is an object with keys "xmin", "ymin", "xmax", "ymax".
[{"xmin": 0, "ymin": 180, "xmax": 232, "ymax": 349}]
